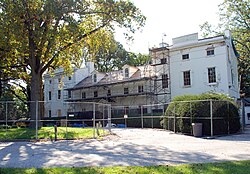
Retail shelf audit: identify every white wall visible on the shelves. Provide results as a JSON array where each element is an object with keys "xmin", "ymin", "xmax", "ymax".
[
  {"xmin": 169, "ymin": 34, "xmax": 239, "ymax": 99},
  {"xmin": 43, "ymin": 62, "xmax": 95, "ymax": 117}
]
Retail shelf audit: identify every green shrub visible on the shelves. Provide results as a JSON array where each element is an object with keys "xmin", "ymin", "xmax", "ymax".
[{"xmin": 162, "ymin": 92, "xmax": 240, "ymax": 135}]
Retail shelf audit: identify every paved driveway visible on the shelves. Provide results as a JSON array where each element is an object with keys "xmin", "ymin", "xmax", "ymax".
[{"xmin": 0, "ymin": 128, "xmax": 250, "ymax": 168}]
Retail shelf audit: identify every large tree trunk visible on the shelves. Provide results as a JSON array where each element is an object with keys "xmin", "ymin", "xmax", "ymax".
[{"xmin": 29, "ymin": 70, "xmax": 42, "ymax": 128}]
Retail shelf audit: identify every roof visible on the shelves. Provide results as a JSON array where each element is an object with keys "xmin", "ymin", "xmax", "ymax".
[{"xmin": 67, "ymin": 65, "xmax": 153, "ymax": 90}]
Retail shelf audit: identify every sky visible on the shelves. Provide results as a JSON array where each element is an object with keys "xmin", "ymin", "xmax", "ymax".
[{"xmin": 115, "ymin": 0, "xmax": 223, "ymax": 54}]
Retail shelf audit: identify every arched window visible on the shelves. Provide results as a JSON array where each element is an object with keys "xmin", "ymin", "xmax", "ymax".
[{"xmin": 125, "ymin": 68, "xmax": 129, "ymax": 78}]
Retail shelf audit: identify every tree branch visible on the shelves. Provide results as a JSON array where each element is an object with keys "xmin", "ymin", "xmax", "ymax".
[{"xmin": 41, "ymin": 21, "xmax": 109, "ymax": 74}]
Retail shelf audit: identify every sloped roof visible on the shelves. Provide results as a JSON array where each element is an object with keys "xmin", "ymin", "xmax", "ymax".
[{"xmin": 67, "ymin": 67, "xmax": 152, "ymax": 90}]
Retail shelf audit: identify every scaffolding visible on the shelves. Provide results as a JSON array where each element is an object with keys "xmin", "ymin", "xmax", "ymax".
[{"xmin": 149, "ymin": 46, "xmax": 171, "ymax": 105}]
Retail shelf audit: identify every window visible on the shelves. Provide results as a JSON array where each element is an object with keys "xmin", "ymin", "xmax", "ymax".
[
  {"xmin": 125, "ymin": 68, "xmax": 129, "ymax": 78},
  {"xmin": 57, "ymin": 109, "xmax": 62, "ymax": 117},
  {"xmin": 138, "ymin": 85, "xmax": 144, "ymax": 93},
  {"xmin": 207, "ymin": 49, "xmax": 214, "ymax": 56},
  {"xmin": 93, "ymin": 74, "xmax": 97, "ymax": 82},
  {"xmin": 82, "ymin": 92, "xmax": 86, "ymax": 99},
  {"xmin": 161, "ymin": 58, "xmax": 167, "ymax": 64},
  {"xmin": 58, "ymin": 78, "xmax": 61, "ymax": 83},
  {"xmin": 94, "ymin": 91, "xmax": 98, "ymax": 98},
  {"xmin": 68, "ymin": 76, "xmax": 72, "ymax": 80},
  {"xmin": 182, "ymin": 54, "xmax": 189, "ymax": 60},
  {"xmin": 248, "ymin": 113, "xmax": 250, "ymax": 120},
  {"xmin": 183, "ymin": 71, "xmax": 191, "ymax": 86},
  {"xmin": 208, "ymin": 67, "xmax": 216, "ymax": 83},
  {"xmin": 49, "ymin": 91, "xmax": 51, "ymax": 100},
  {"xmin": 58, "ymin": 90, "xmax": 61, "ymax": 99},
  {"xmin": 68, "ymin": 90, "xmax": 72, "ymax": 99},
  {"xmin": 49, "ymin": 80, "xmax": 52, "ymax": 84},
  {"xmin": 107, "ymin": 89, "xmax": 111, "ymax": 96},
  {"xmin": 162, "ymin": 74, "xmax": 168, "ymax": 88},
  {"xmin": 124, "ymin": 88, "xmax": 129, "ymax": 94},
  {"xmin": 48, "ymin": 110, "xmax": 51, "ymax": 117}
]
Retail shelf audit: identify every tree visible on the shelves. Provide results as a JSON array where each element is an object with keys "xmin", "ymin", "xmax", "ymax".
[
  {"xmin": 0, "ymin": 0, "xmax": 145, "ymax": 125},
  {"xmin": 83, "ymin": 30, "xmax": 150, "ymax": 72},
  {"xmin": 84, "ymin": 30, "xmax": 130, "ymax": 72},
  {"xmin": 127, "ymin": 52, "xmax": 150, "ymax": 67},
  {"xmin": 200, "ymin": 0, "xmax": 250, "ymax": 97}
]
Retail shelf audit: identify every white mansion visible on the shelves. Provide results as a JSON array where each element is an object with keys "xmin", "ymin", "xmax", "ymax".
[{"xmin": 44, "ymin": 31, "xmax": 239, "ymax": 118}]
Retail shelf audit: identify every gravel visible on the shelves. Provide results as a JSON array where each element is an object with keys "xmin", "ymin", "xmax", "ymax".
[{"xmin": 0, "ymin": 127, "xmax": 250, "ymax": 168}]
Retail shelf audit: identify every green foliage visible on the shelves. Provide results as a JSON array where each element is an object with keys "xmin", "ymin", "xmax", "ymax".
[
  {"xmin": 0, "ymin": 0, "xmax": 146, "ymax": 102},
  {"xmin": 83, "ymin": 30, "xmax": 150, "ymax": 72},
  {"xmin": 0, "ymin": 160, "xmax": 250, "ymax": 174},
  {"xmin": 0, "ymin": 0, "xmax": 146, "ymax": 124},
  {"xmin": 163, "ymin": 93, "xmax": 240, "ymax": 135}
]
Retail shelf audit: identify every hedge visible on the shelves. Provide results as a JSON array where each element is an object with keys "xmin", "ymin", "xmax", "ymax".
[{"xmin": 162, "ymin": 93, "xmax": 240, "ymax": 136}]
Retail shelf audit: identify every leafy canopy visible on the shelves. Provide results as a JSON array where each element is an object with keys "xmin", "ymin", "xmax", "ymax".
[{"xmin": 0, "ymin": 0, "xmax": 146, "ymax": 101}]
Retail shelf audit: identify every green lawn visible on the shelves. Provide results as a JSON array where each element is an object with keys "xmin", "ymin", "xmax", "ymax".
[
  {"xmin": 0, "ymin": 160, "xmax": 249, "ymax": 174},
  {"xmin": 0, "ymin": 127, "xmax": 107, "ymax": 140}
]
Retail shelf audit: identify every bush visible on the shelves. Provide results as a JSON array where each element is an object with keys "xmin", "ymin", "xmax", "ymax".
[{"xmin": 162, "ymin": 93, "xmax": 240, "ymax": 135}]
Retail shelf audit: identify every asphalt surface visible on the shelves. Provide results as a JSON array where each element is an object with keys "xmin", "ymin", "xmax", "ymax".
[{"xmin": 0, "ymin": 127, "xmax": 250, "ymax": 168}]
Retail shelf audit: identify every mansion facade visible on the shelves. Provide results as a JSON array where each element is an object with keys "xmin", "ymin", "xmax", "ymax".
[{"xmin": 44, "ymin": 30, "xmax": 239, "ymax": 117}]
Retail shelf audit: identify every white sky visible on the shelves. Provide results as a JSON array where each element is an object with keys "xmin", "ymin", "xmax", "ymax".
[{"xmin": 115, "ymin": 0, "xmax": 223, "ymax": 54}]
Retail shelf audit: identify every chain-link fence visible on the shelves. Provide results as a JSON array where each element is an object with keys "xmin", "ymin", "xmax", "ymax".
[
  {"xmin": 163, "ymin": 100, "xmax": 241, "ymax": 136},
  {"xmin": 0, "ymin": 99, "xmax": 242, "ymax": 140},
  {"xmin": 110, "ymin": 103, "xmax": 168, "ymax": 129},
  {"xmin": 0, "ymin": 101, "xmax": 111, "ymax": 141},
  {"xmin": 109, "ymin": 100, "xmax": 241, "ymax": 136}
]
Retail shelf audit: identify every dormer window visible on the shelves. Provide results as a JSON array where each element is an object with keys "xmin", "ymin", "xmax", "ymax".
[
  {"xmin": 125, "ymin": 68, "xmax": 129, "ymax": 78},
  {"xmin": 93, "ymin": 74, "xmax": 97, "ymax": 83}
]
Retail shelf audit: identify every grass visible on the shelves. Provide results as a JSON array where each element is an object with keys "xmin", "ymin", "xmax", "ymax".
[
  {"xmin": 0, "ymin": 127, "xmax": 108, "ymax": 140},
  {"xmin": 0, "ymin": 160, "xmax": 249, "ymax": 174}
]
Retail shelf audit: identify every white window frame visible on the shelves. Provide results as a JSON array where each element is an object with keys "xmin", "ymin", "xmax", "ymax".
[
  {"xmin": 162, "ymin": 74, "xmax": 168, "ymax": 88},
  {"xmin": 49, "ymin": 91, "xmax": 52, "ymax": 100},
  {"xmin": 58, "ymin": 90, "xmax": 61, "ymax": 100},
  {"xmin": 94, "ymin": 91, "xmax": 98, "ymax": 98},
  {"xmin": 68, "ymin": 90, "xmax": 72, "ymax": 99},
  {"xmin": 182, "ymin": 54, "xmax": 189, "ymax": 60},
  {"xmin": 138, "ymin": 85, "xmax": 144, "ymax": 93},
  {"xmin": 207, "ymin": 49, "xmax": 215, "ymax": 56},
  {"xmin": 124, "ymin": 87, "xmax": 129, "ymax": 94},
  {"xmin": 82, "ymin": 92, "xmax": 86, "ymax": 99},
  {"xmin": 208, "ymin": 67, "xmax": 217, "ymax": 84},
  {"xmin": 183, "ymin": 70, "xmax": 191, "ymax": 87}
]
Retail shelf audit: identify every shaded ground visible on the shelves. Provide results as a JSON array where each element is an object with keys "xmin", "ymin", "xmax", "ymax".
[{"xmin": 0, "ymin": 127, "xmax": 250, "ymax": 168}]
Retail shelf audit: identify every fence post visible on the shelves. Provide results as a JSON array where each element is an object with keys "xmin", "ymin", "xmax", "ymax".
[
  {"xmin": 5, "ymin": 102, "xmax": 8, "ymax": 139},
  {"xmin": 35, "ymin": 100, "xmax": 38, "ymax": 141},
  {"xmin": 108, "ymin": 104, "xmax": 111, "ymax": 133},
  {"xmin": 141, "ymin": 106, "xmax": 144, "ymax": 128},
  {"xmin": 210, "ymin": 100, "xmax": 213, "ymax": 137},
  {"xmin": 227, "ymin": 101, "xmax": 230, "ymax": 135},
  {"xmin": 190, "ymin": 101, "xmax": 192, "ymax": 135},
  {"xmin": 174, "ymin": 102, "xmax": 176, "ymax": 133},
  {"xmin": 66, "ymin": 106, "xmax": 68, "ymax": 140},
  {"xmin": 93, "ymin": 103, "xmax": 96, "ymax": 138}
]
